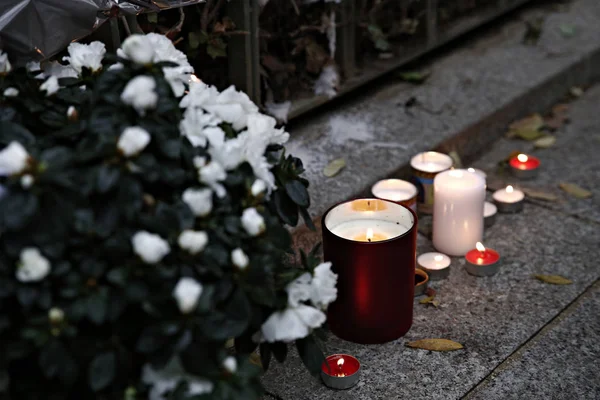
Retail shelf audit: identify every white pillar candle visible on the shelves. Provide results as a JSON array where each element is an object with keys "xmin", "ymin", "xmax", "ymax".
[
  {"xmin": 432, "ymin": 169, "xmax": 486, "ymax": 256},
  {"xmin": 467, "ymin": 168, "xmax": 487, "ymax": 179}
]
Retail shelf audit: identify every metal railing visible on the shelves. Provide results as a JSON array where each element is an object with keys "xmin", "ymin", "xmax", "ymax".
[{"xmin": 223, "ymin": 0, "xmax": 532, "ymax": 119}]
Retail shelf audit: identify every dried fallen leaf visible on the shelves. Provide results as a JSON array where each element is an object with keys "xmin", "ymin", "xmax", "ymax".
[
  {"xmin": 523, "ymin": 17, "xmax": 544, "ymax": 45},
  {"xmin": 425, "ymin": 287, "xmax": 437, "ymax": 297},
  {"xmin": 419, "ymin": 296, "xmax": 440, "ymax": 307},
  {"xmin": 448, "ymin": 150, "xmax": 462, "ymax": 168},
  {"xmin": 559, "ymin": 24, "xmax": 576, "ymax": 38},
  {"xmin": 570, "ymin": 86, "xmax": 584, "ymax": 98},
  {"xmin": 533, "ymin": 274, "xmax": 573, "ymax": 285},
  {"xmin": 533, "ymin": 136, "xmax": 556, "ymax": 149},
  {"xmin": 523, "ymin": 188, "xmax": 558, "ymax": 202},
  {"xmin": 559, "ymin": 182, "xmax": 592, "ymax": 199},
  {"xmin": 249, "ymin": 352, "xmax": 262, "ymax": 367},
  {"xmin": 406, "ymin": 339, "xmax": 463, "ymax": 352},
  {"xmin": 323, "ymin": 158, "xmax": 346, "ymax": 177},
  {"xmin": 513, "ymin": 129, "xmax": 545, "ymax": 141},
  {"xmin": 398, "ymin": 70, "xmax": 431, "ymax": 84},
  {"xmin": 507, "ymin": 114, "xmax": 545, "ymax": 140}
]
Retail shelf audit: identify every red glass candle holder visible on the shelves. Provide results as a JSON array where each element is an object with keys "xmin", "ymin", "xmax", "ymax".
[
  {"xmin": 322, "ymin": 199, "xmax": 418, "ymax": 344},
  {"xmin": 509, "ymin": 154, "xmax": 540, "ymax": 179},
  {"xmin": 321, "ymin": 354, "xmax": 361, "ymax": 390}
]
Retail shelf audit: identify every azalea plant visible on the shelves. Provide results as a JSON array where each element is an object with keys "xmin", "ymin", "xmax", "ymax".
[{"xmin": 0, "ymin": 33, "xmax": 337, "ymax": 400}]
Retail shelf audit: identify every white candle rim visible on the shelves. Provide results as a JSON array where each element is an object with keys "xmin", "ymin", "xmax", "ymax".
[
  {"xmin": 324, "ymin": 198, "xmax": 416, "ymax": 243},
  {"xmin": 492, "ymin": 187, "xmax": 525, "ymax": 203},
  {"xmin": 484, "ymin": 201, "xmax": 497, "ymax": 217},
  {"xmin": 417, "ymin": 252, "xmax": 451, "ymax": 270},
  {"xmin": 410, "ymin": 151, "xmax": 453, "ymax": 173},
  {"xmin": 371, "ymin": 179, "xmax": 417, "ymax": 201}
]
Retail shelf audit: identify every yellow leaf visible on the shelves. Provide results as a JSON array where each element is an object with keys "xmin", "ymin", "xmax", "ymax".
[
  {"xmin": 570, "ymin": 86, "xmax": 584, "ymax": 98},
  {"xmin": 514, "ymin": 129, "xmax": 545, "ymax": 141},
  {"xmin": 406, "ymin": 338, "xmax": 463, "ymax": 352},
  {"xmin": 534, "ymin": 136, "xmax": 556, "ymax": 148},
  {"xmin": 533, "ymin": 274, "xmax": 573, "ymax": 285},
  {"xmin": 249, "ymin": 352, "xmax": 262, "ymax": 367},
  {"xmin": 523, "ymin": 188, "xmax": 558, "ymax": 202},
  {"xmin": 559, "ymin": 182, "xmax": 592, "ymax": 199},
  {"xmin": 323, "ymin": 158, "xmax": 346, "ymax": 177},
  {"xmin": 419, "ymin": 296, "xmax": 435, "ymax": 304},
  {"xmin": 509, "ymin": 113, "xmax": 544, "ymax": 132}
]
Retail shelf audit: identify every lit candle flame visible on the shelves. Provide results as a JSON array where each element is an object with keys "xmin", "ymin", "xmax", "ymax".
[
  {"xmin": 476, "ymin": 242, "xmax": 486, "ymax": 253},
  {"xmin": 366, "ymin": 228, "xmax": 374, "ymax": 242},
  {"xmin": 506, "ymin": 185, "xmax": 514, "ymax": 193},
  {"xmin": 434, "ymin": 255, "xmax": 443, "ymax": 262},
  {"xmin": 517, "ymin": 154, "xmax": 528, "ymax": 163},
  {"xmin": 337, "ymin": 358, "xmax": 344, "ymax": 367},
  {"xmin": 467, "ymin": 168, "xmax": 475, "ymax": 173}
]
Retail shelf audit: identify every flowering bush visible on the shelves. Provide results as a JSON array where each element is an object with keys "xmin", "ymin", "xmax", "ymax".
[{"xmin": 0, "ymin": 34, "xmax": 337, "ymax": 399}]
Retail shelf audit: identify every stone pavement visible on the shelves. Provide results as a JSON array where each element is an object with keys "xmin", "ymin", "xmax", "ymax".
[{"xmin": 261, "ymin": 41, "xmax": 600, "ymax": 400}]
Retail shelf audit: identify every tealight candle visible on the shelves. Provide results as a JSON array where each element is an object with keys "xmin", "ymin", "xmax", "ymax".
[
  {"xmin": 417, "ymin": 252, "xmax": 451, "ymax": 280},
  {"xmin": 410, "ymin": 151, "xmax": 453, "ymax": 214},
  {"xmin": 484, "ymin": 201, "xmax": 497, "ymax": 228},
  {"xmin": 509, "ymin": 153, "xmax": 540, "ymax": 179},
  {"xmin": 371, "ymin": 179, "xmax": 418, "ymax": 212},
  {"xmin": 321, "ymin": 354, "xmax": 361, "ymax": 390},
  {"xmin": 432, "ymin": 169, "xmax": 486, "ymax": 256},
  {"xmin": 465, "ymin": 242, "xmax": 501, "ymax": 276},
  {"xmin": 467, "ymin": 167, "xmax": 487, "ymax": 179},
  {"xmin": 322, "ymin": 199, "xmax": 417, "ymax": 344},
  {"xmin": 492, "ymin": 185, "xmax": 524, "ymax": 213}
]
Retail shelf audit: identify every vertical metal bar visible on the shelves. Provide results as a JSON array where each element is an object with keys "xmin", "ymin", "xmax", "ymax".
[
  {"xmin": 336, "ymin": 0, "xmax": 356, "ymax": 78},
  {"xmin": 227, "ymin": 0, "xmax": 261, "ymax": 105},
  {"xmin": 427, "ymin": 0, "xmax": 438, "ymax": 47}
]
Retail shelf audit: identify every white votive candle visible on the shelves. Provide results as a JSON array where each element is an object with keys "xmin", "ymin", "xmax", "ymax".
[
  {"xmin": 417, "ymin": 252, "xmax": 451, "ymax": 280},
  {"xmin": 433, "ymin": 169, "xmax": 486, "ymax": 256},
  {"xmin": 492, "ymin": 185, "xmax": 524, "ymax": 213},
  {"xmin": 411, "ymin": 151, "xmax": 453, "ymax": 214},
  {"xmin": 484, "ymin": 201, "xmax": 497, "ymax": 228},
  {"xmin": 371, "ymin": 179, "xmax": 417, "ymax": 212}
]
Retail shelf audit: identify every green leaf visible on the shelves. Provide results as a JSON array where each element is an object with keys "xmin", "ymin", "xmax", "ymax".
[
  {"xmin": 87, "ymin": 289, "xmax": 108, "ymax": 325},
  {"xmin": 97, "ymin": 165, "xmax": 121, "ymax": 193},
  {"xmin": 259, "ymin": 343, "xmax": 272, "ymax": 371},
  {"xmin": 533, "ymin": 274, "xmax": 573, "ymax": 285},
  {"xmin": 207, "ymin": 41, "xmax": 227, "ymax": 59},
  {"xmin": 201, "ymin": 288, "xmax": 251, "ymax": 340},
  {"xmin": 271, "ymin": 190, "xmax": 298, "ymax": 227},
  {"xmin": 559, "ymin": 24, "xmax": 575, "ymax": 38},
  {"xmin": 136, "ymin": 326, "xmax": 165, "ymax": 354},
  {"xmin": 39, "ymin": 339, "xmax": 67, "ymax": 378},
  {"xmin": 271, "ymin": 342, "xmax": 287, "ymax": 363},
  {"xmin": 296, "ymin": 335, "xmax": 325, "ymax": 377},
  {"xmin": 0, "ymin": 191, "xmax": 39, "ymax": 230},
  {"xmin": 398, "ymin": 70, "xmax": 431, "ymax": 84},
  {"xmin": 285, "ymin": 180, "xmax": 310, "ymax": 208},
  {"xmin": 147, "ymin": 13, "xmax": 158, "ymax": 24},
  {"xmin": 559, "ymin": 182, "xmax": 592, "ymax": 199},
  {"xmin": 89, "ymin": 352, "xmax": 116, "ymax": 392},
  {"xmin": 188, "ymin": 32, "xmax": 201, "ymax": 49}
]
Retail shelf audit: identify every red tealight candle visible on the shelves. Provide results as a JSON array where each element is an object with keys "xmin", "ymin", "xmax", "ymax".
[
  {"xmin": 321, "ymin": 354, "xmax": 361, "ymax": 390},
  {"xmin": 509, "ymin": 153, "xmax": 540, "ymax": 179},
  {"xmin": 465, "ymin": 242, "xmax": 501, "ymax": 277}
]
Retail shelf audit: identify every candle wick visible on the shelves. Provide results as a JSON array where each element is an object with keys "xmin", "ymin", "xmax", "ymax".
[
  {"xmin": 367, "ymin": 201, "xmax": 370, "ymax": 207},
  {"xmin": 368, "ymin": 238, "xmax": 371, "ymax": 242}
]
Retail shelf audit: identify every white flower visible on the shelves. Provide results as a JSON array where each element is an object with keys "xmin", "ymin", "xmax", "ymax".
[
  {"xmin": 0, "ymin": 51, "xmax": 11, "ymax": 74},
  {"xmin": 208, "ymin": 136, "xmax": 245, "ymax": 171},
  {"xmin": 3, "ymin": 87, "xmax": 18, "ymax": 97},
  {"xmin": 26, "ymin": 61, "xmax": 40, "ymax": 72},
  {"xmin": 246, "ymin": 113, "xmax": 289, "ymax": 146},
  {"xmin": 231, "ymin": 248, "xmax": 249, "ymax": 269},
  {"xmin": 173, "ymin": 277, "xmax": 203, "ymax": 314},
  {"xmin": 261, "ymin": 305, "xmax": 326, "ymax": 343},
  {"xmin": 286, "ymin": 273, "xmax": 312, "ymax": 307},
  {"xmin": 179, "ymin": 107, "xmax": 222, "ymax": 147},
  {"xmin": 63, "ymin": 41, "xmax": 106, "ymax": 74},
  {"xmin": 118, "ymin": 127, "xmax": 151, "ymax": 157},
  {"xmin": 241, "ymin": 208, "xmax": 265, "ymax": 236},
  {"xmin": 67, "ymin": 106, "xmax": 78, "ymax": 121},
  {"xmin": 108, "ymin": 63, "xmax": 124, "ymax": 71},
  {"xmin": 314, "ymin": 65, "xmax": 339, "ymax": 98},
  {"xmin": 121, "ymin": 76, "xmax": 158, "ymax": 115},
  {"xmin": 146, "ymin": 33, "xmax": 190, "ymax": 66},
  {"xmin": 265, "ymin": 100, "xmax": 291, "ymax": 123},
  {"xmin": 163, "ymin": 65, "xmax": 194, "ymax": 97},
  {"xmin": 48, "ymin": 307, "xmax": 65, "ymax": 324},
  {"xmin": 142, "ymin": 357, "xmax": 213, "ymax": 400},
  {"xmin": 251, "ymin": 179, "xmax": 267, "ymax": 197},
  {"xmin": 310, "ymin": 262, "xmax": 338, "ymax": 310},
  {"xmin": 40, "ymin": 76, "xmax": 60, "ymax": 96},
  {"xmin": 132, "ymin": 231, "xmax": 170, "ymax": 264},
  {"xmin": 179, "ymin": 81, "xmax": 220, "ymax": 109},
  {"xmin": 198, "ymin": 160, "xmax": 227, "ymax": 198},
  {"xmin": 16, "ymin": 248, "xmax": 51, "ymax": 282},
  {"xmin": 222, "ymin": 357, "xmax": 237, "ymax": 374},
  {"xmin": 203, "ymin": 86, "xmax": 259, "ymax": 130},
  {"xmin": 0, "ymin": 141, "xmax": 29, "ymax": 176},
  {"xmin": 182, "ymin": 188, "xmax": 213, "ymax": 217},
  {"xmin": 118, "ymin": 34, "xmax": 155, "ymax": 64},
  {"xmin": 42, "ymin": 61, "xmax": 78, "ymax": 79},
  {"xmin": 20, "ymin": 175, "xmax": 34, "ymax": 189},
  {"xmin": 178, "ymin": 230, "xmax": 208, "ymax": 255}
]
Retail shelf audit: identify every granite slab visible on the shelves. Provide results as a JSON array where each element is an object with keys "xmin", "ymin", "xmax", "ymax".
[
  {"xmin": 262, "ymin": 204, "xmax": 600, "ymax": 400},
  {"xmin": 466, "ymin": 281, "xmax": 600, "ymax": 400}
]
